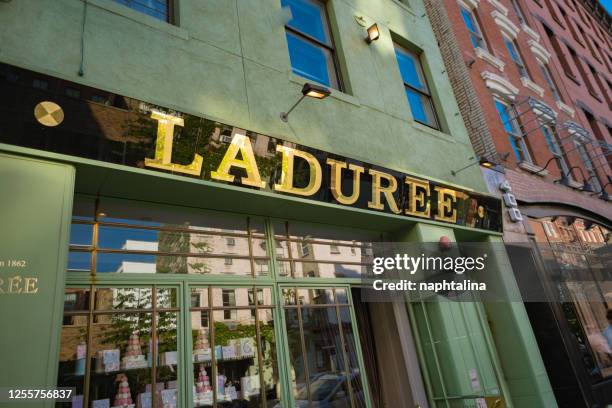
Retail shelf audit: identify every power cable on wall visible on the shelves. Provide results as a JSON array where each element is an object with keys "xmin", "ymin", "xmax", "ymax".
[{"xmin": 79, "ymin": 0, "xmax": 88, "ymax": 76}]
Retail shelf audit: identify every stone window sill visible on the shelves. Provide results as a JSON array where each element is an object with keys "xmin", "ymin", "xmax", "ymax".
[
  {"xmin": 567, "ymin": 179, "xmax": 583, "ymax": 189},
  {"xmin": 487, "ymin": 0, "xmax": 508, "ymax": 15},
  {"xmin": 475, "ymin": 47, "xmax": 505, "ymax": 71},
  {"xmin": 521, "ymin": 24, "xmax": 540, "ymax": 41},
  {"xmin": 518, "ymin": 161, "xmax": 547, "ymax": 176},
  {"xmin": 520, "ymin": 77, "xmax": 545, "ymax": 97},
  {"xmin": 556, "ymin": 100, "xmax": 575, "ymax": 116}
]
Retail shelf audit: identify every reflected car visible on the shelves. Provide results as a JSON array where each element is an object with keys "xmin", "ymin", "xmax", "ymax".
[{"xmin": 275, "ymin": 372, "xmax": 363, "ymax": 408}]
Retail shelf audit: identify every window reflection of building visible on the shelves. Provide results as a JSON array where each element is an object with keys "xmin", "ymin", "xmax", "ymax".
[{"xmin": 532, "ymin": 216, "xmax": 612, "ymax": 381}]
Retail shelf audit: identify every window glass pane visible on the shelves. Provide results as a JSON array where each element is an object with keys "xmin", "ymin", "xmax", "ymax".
[
  {"xmin": 70, "ymin": 223, "xmax": 93, "ymax": 247},
  {"xmin": 291, "ymin": 307, "xmax": 352, "ymax": 407},
  {"xmin": 94, "ymin": 287, "xmax": 153, "ymax": 311},
  {"xmin": 460, "ymin": 7, "xmax": 477, "ymax": 32},
  {"xmin": 192, "ymin": 325, "xmax": 212, "ymax": 407},
  {"xmin": 96, "ymin": 253, "xmax": 253, "ymax": 275},
  {"xmin": 97, "ymin": 198, "xmax": 251, "ymax": 234},
  {"xmin": 284, "ymin": 308, "xmax": 307, "ymax": 399},
  {"xmin": 293, "ymin": 261, "xmax": 371, "ymax": 278},
  {"xmin": 57, "ymin": 314, "xmax": 87, "ymax": 407},
  {"xmin": 504, "ymin": 38, "xmax": 520, "ymax": 62},
  {"xmin": 283, "ymin": 288, "xmax": 335, "ymax": 305},
  {"xmin": 113, "ymin": 0, "xmax": 169, "ymax": 22},
  {"xmin": 339, "ymin": 307, "xmax": 367, "ymax": 407},
  {"xmin": 98, "ymin": 226, "xmax": 252, "ymax": 256},
  {"xmin": 335, "ymin": 288, "xmax": 348, "ymax": 304},
  {"xmin": 395, "ymin": 48, "xmax": 427, "ymax": 91},
  {"xmin": 259, "ymin": 310, "xmax": 282, "ymax": 406},
  {"xmin": 213, "ymin": 310, "xmax": 260, "ymax": 405},
  {"xmin": 282, "ymin": 0, "xmax": 331, "ymax": 44},
  {"xmin": 495, "ymin": 100, "xmax": 516, "ymax": 134},
  {"xmin": 68, "ymin": 250, "xmax": 91, "ymax": 272},
  {"xmin": 89, "ymin": 313, "xmax": 152, "ymax": 407},
  {"xmin": 157, "ymin": 287, "xmax": 179, "ymax": 309},
  {"xmin": 157, "ymin": 311, "xmax": 179, "ymax": 405},
  {"xmin": 64, "ymin": 288, "xmax": 91, "ymax": 312},
  {"xmin": 460, "ymin": 7, "xmax": 485, "ymax": 50},
  {"xmin": 248, "ymin": 287, "xmax": 273, "ymax": 306},
  {"xmin": 286, "ymin": 31, "xmax": 335, "ymax": 87},
  {"xmin": 191, "ymin": 287, "xmax": 210, "ymax": 309},
  {"xmin": 406, "ymin": 88, "xmax": 437, "ymax": 127}
]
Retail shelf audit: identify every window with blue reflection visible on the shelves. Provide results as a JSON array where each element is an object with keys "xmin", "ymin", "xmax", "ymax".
[
  {"xmin": 281, "ymin": 0, "xmax": 341, "ymax": 89},
  {"xmin": 504, "ymin": 37, "xmax": 529, "ymax": 78},
  {"xmin": 286, "ymin": 32, "xmax": 333, "ymax": 86},
  {"xmin": 113, "ymin": 0, "xmax": 170, "ymax": 22},
  {"xmin": 495, "ymin": 99, "xmax": 530, "ymax": 162},
  {"xmin": 460, "ymin": 6, "xmax": 487, "ymax": 50},
  {"xmin": 283, "ymin": 0, "xmax": 330, "ymax": 44},
  {"xmin": 68, "ymin": 251, "xmax": 91, "ymax": 272},
  {"xmin": 394, "ymin": 44, "xmax": 439, "ymax": 129},
  {"xmin": 70, "ymin": 223, "xmax": 93, "ymax": 247}
]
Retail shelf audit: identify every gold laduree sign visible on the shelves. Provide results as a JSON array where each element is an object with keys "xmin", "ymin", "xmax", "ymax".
[
  {"xmin": 142, "ymin": 111, "xmax": 501, "ymax": 232},
  {"xmin": 0, "ymin": 61, "xmax": 501, "ymax": 232}
]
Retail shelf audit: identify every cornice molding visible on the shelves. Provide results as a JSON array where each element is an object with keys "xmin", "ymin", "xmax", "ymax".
[
  {"xmin": 492, "ymin": 10, "xmax": 521, "ymax": 39},
  {"xmin": 481, "ymin": 71, "xmax": 520, "ymax": 100}
]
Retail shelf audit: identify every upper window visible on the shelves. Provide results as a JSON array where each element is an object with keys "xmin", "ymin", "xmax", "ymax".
[
  {"xmin": 510, "ymin": 0, "xmax": 528, "ymax": 26},
  {"xmin": 113, "ymin": 0, "xmax": 172, "ymax": 22},
  {"xmin": 460, "ymin": 6, "xmax": 488, "ymax": 51},
  {"xmin": 394, "ymin": 44, "xmax": 440, "ymax": 129},
  {"xmin": 495, "ymin": 99, "xmax": 532, "ymax": 163},
  {"xmin": 575, "ymin": 143, "xmax": 602, "ymax": 192},
  {"xmin": 282, "ymin": 0, "xmax": 342, "ymax": 90},
  {"xmin": 504, "ymin": 37, "xmax": 530, "ymax": 79},
  {"xmin": 539, "ymin": 62, "xmax": 562, "ymax": 102},
  {"xmin": 542, "ymin": 125, "xmax": 571, "ymax": 176}
]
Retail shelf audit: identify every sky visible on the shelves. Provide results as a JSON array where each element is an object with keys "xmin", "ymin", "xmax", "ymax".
[{"xmin": 602, "ymin": 0, "xmax": 612, "ymax": 15}]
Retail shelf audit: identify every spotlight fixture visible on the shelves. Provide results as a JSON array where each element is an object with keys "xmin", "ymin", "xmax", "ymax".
[
  {"xmin": 556, "ymin": 166, "xmax": 596, "ymax": 193},
  {"xmin": 280, "ymin": 82, "xmax": 331, "ymax": 122},
  {"xmin": 591, "ymin": 182, "xmax": 611, "ymax": 201},
  {"xmin": 365, "ymin": 23, "xmax": 380, "ymax": 44},
  {"xmin": 450, "ymin": 156, "xmax": 496, "ymax": 176}
]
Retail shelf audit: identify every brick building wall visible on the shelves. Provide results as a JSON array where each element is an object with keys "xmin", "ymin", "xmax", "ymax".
[
  {"xmin": 422, "ymin": 0, "xmax": 499, "ymax": 161},
  {"xmin": 424, "ymin": 0, "xmax": 611, "ymax": 210}
]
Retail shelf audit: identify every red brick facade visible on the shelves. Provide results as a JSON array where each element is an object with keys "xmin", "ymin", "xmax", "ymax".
[{"xmin": 426, "ymin": 0, "xmax": 611, "ymax": 222}]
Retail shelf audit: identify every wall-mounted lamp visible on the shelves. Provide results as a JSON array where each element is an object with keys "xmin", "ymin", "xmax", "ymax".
[
  {"xmin": 556, "ymin": 166, "xmax": 594, "ymax": 192},
  {"xmin": 280, "ymin": 82, "xmax": 330, "ymax": 122},
  {"xmin": 591, "ymin": 182, "xmax": 611, "ymax": 201},
  {"xmin": 365, "ymin": 23, "xmax": 380, "ymax": 44},
  {"xmin": 451, "ymin": 156, "xmax": 496, "ymax": 176}
]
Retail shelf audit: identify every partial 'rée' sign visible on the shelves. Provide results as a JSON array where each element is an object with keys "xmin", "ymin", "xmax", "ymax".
[{"xmin": 0, "ymin": 62, "xmax": 502, "ymax": 232}]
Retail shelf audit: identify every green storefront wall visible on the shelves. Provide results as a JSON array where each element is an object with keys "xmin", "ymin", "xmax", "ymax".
[
  {"xmin": 0, "ymin": 152, "xmax": 75, "ymax": 407},
  {"xmin": 0, "ymin": 145, "xmax": 557, "ymax": 407}
]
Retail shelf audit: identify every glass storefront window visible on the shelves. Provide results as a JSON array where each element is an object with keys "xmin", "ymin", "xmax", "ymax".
[
  {"xmin": 60, "ymin": 200, "xmax": 380, "ymax": 407},
  {"xmin": 189, "ymin": 287, "xmax": 281, "ymax": 407},
  {"xmin": 56, "ymin": 286, "xmax": 180, "ymax": 408},
  {"xmin": 67, "ymin": 198, "xmax": 270, "ymax": 277},
  {"xmin": 273, "ymin": 221, "xmax": 377, "ymax": 279},
  {"xmin": 283, "ymin": 287, "xmax": 366, "ymax": 408}
]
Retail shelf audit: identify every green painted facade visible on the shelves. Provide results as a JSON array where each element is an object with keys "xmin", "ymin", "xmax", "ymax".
[{"xmin": 0, "ymin": 0, "xmax": 556, "ymax": 407}]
